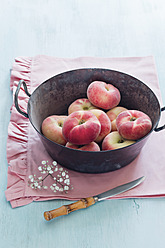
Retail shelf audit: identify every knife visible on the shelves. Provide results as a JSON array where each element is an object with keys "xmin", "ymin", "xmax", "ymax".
[{"xmin": 44, "ymin": 176, "xmax": 145, "ymax": 221}]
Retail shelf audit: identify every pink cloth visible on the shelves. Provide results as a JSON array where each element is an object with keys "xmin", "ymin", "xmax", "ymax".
[{"xmin": 5, "ymin": 55, "xmax": 165, "ymax": 208}]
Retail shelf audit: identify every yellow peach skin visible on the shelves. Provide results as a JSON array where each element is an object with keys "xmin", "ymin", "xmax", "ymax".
[
  {"xmin": 102, "ymin": 131, "xmax": 135, "ymax": 150},
  {"xmin": 68, "ymin": 98, "xmax": 98, "ymax": 115},
  {"xmin": 106, "ymin": 106, "xmax": 128, "ymax": 131},
  {"xmin": 42, "ymin": 115, "xmax": 67, "ymax": 145}
]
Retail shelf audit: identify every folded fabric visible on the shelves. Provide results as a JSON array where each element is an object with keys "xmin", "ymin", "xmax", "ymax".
[{"xmin": 5, "ymin": 55, "xmax": 165, "ymax": 208}]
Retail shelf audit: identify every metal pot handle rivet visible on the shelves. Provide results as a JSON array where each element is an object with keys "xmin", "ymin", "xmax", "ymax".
[
  {"xmin": 154, "ymin": 106, "xmax": 165, "ymax": 132},
  {"xmin": 14, "ymin": 80, "xmax": 31, "ymax": 118}
]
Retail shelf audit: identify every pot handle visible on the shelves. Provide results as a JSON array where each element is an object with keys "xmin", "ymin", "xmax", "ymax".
[
  {"xmin": 14, "ymin": 80, "xmax": 31, "ymax": 118},
  {"xmin": 154, "ymin": 106, "xmax": 165, "ymax": 132}
]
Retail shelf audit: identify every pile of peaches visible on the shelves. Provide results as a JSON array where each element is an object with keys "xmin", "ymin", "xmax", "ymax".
[{"xmin": 41, "ymin": 81, "xmax": 152, "ymax": 151}]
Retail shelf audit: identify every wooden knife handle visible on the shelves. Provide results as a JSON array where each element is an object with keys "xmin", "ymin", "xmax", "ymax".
[{"xmin": 44, "ymin": 197, "xmax": 97, "ymax": 221}]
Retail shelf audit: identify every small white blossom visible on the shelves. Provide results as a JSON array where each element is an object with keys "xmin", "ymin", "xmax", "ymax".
[
  {"xmin": 34, "ymin": 182, "xmax": 38, "ymax": 187},
  {"xmin": 64, "ymin": 186, "xmax": 69, "ymax": 190},
  {"xmin": 28, "ymin": 160, "xmax": 73, "ymax": 193},
  {"xmin": 43, "ymin": 186, "xmax": 48, "ymax": 189},
  {"xmin": 64, "ymin": 179, "xmax": 70, "ymax": 185}
]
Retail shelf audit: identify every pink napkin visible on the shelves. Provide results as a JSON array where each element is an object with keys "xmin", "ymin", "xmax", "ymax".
[{"xmin": 5, "ymin": 55, "xmax": 165, "ymax": 208}]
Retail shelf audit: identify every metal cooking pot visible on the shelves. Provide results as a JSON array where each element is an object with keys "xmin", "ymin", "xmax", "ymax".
[{"xmin": 15, "ymin": 68, "xmax": 165, "ymax": 173}]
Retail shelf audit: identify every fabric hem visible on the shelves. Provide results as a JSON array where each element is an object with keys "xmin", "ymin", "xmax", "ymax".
[{"xmin": 5, "ymin": 57, "xmax": 33, "ymax": 206}]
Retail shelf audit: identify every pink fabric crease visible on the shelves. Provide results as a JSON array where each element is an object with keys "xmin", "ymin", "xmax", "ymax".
[{"xmin": 5, "ymin": 55, "xmax": 165, "ymax": 208}]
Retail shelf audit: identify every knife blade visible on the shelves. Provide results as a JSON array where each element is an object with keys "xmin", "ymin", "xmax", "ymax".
[
  {"xmin": 96, "ymin": 176, "xmax": 145, "ymax": 201},
  {"xmin": 44, "ymin": 176, "xmax": 145, "ymax": 221}
]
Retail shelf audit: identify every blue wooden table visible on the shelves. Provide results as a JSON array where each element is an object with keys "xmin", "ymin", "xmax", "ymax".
[{"xmin": 1, "ymin": 1, "xmax": 165, "ymax": 247}]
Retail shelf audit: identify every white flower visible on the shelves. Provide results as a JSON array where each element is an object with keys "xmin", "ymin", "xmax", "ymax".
[
  {"xmin": 50, "ymin": 186, "xmax": 54, "ymax": 190},
  {"xmin": 38, "ymin": 166, "xmax": 42, "ymax": 171},
  {"xmin": 34, "ymin": 182, "xmax": 38, "ymax": 187},
  {"xmin": 28, "ymin": 160, "xmax": 73, "ymax": 193},
  {"xmin": 64, "ymin": 179, "xmax": 70, "ymax": 185},
  {"xmin": 55, "ymin": 186, "xmax": 59, "ymax": 190},
  {"xmin": 43, "ymin": 186, "xmax": 48, "ymax": 189},
  {"xmin": 62, "ymin": 172, "xmax": 66, "ymax": 177},
  {"xmin": 49, "ymin": 170, "xmax": 53, "ymax": 174},
  {"xmin": 64, "ymin": 186, "xmax": 69, "ymax": 190},
  {"xmin": 47, "ymin": 166, "xmax": 51, "ymax": 171}
]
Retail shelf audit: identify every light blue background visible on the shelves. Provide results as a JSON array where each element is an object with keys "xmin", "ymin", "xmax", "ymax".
[{"xmin": 0, "ymin": 1, "xmax": 165, "ymax": 247}]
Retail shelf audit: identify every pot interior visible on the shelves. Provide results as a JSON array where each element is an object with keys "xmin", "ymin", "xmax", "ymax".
[{"xmin": 28, "ymin": 68, "xmax": 160, "ymax": 135}]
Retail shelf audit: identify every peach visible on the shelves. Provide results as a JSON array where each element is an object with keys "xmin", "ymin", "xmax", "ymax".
[
  {"xmin": 106, "ymin": 106, "xmax": 128, "ymax": 131},
  {"xmin": 102, "ymin": 131, "xmax": 135, "ymax": 151},
  {"xmin": 41, "ymin": 115, "xmax": 67, "ymax": 145},
  {"xmin": 66, "ymin": 141, "xmax": 100, "ymax": 151},
  {"xmin": 68, "ymin": 98, "xmax": 98, "ymax": 115},
  {"xmin": 90, "ymin": 109, "xmax": 111, "ymax": 143},
  {"xmin": 62, "ymin": 110, "xmax": 101, "ymax": 145},
  {"xmin": 116, "ymin": 110, "xmax": 152, "ymax": 140},
  {"xmin": 87, "ymin": 81, "xmax": 121, "ymax": 110}
]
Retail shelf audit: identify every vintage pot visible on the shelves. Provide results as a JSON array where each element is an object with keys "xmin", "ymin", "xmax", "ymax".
[{"xmin": 15, "ymin": 68, "xmax": 165, "ymax": 173}]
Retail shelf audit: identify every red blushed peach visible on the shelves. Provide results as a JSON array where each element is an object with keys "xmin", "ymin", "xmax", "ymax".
[
  {"xmin": 116, "ymin": 110, "xmax": 152, "ymax": 140},
  {"xmin": 41, "ymin": 115, "xmax": 67, "ymax": 145},
  {"xmin": 90, "ymin": 109, "xmax": 111, "ymax": 143},
  {"xmin": 68, "ymin": 98, "xmax": 98, "ymax": 115},
  {"xmin": 66, "ymin": 142, "xmax": 100, "ymax": 151},
  {"xmin": 106, "ymin": 106, "xmax": 128, "ymax": 131},
  {"xmin": 87, "ymin": 81, "xmax": 121, "ymax": 110},
  {"xmin": 62, "ymin": 110, "xmax": 101, "ymax": 145},
  {"xmin": 102, "ymin": 131, "xmax": 135, "ymax": 151}
]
